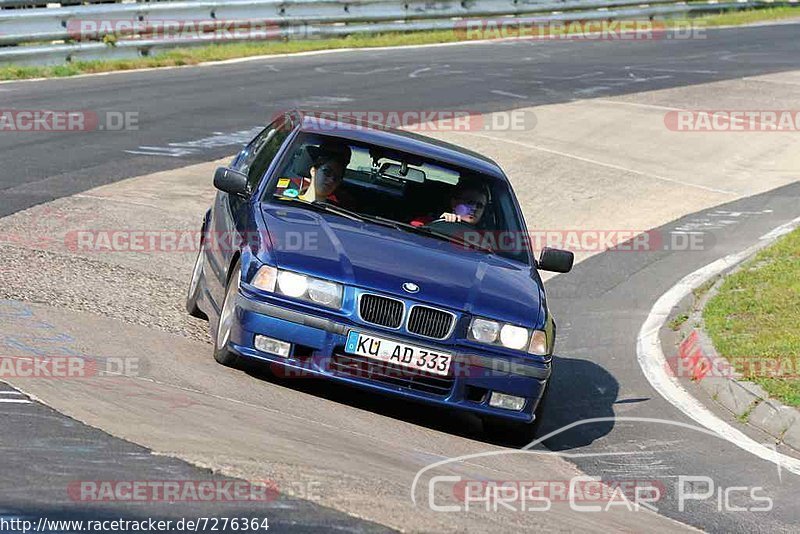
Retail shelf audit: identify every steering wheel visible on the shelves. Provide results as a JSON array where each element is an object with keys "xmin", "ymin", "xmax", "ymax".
[{"xmin": 426, "ymin": 218, "xmax": 475, "ymax": 234}]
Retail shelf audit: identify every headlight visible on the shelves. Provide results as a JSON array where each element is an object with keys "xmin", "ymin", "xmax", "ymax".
[
  {"xmin": 307, "ymin": 278, "xmax": 343, "ymax": 307},
  {"xmin": 500, "ymin": 324, "xmax": 529, "ymax": 350},
  {"xmin": 251, "ymin": 266, "xmax": 343, "ymax": 309},
  {"xmin": 470, "ymin": 318, "xmax": 500, "ymax": 343},
  {"xmin": 277, "ymin": 271, "xmax": 308, "ymax": 298},
  {"xmin": 468, "ymin": 317, "xmax": 548, "ymax": 355}
]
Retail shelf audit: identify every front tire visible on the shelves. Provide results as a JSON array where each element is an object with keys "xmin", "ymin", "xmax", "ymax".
[
  {"xmin": 186, "ymin": 249, "xmax": 208, "ymax": 319},
  {"xmin": 213, "ymin": 260, "xmax": 242, "ymax": 368}
]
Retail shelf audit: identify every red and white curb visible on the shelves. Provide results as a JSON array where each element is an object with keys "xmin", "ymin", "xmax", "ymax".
[{"xmin": 637, "ymin": 215, "xmax": 800, "ymax": 476}]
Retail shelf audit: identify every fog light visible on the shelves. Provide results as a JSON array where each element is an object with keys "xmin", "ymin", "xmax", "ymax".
[
  {"xmin": 489, "ymin": 392, "xmax": 526, "ymax": 411},
  {"xmin": 254, "ymin": 335, "xmax": 291, "ymax": 357}
]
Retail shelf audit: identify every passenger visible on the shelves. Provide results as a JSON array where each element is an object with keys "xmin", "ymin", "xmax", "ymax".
[{"xmin": 299, "ymin": 143, "xmax": 356, "ymax": 209}]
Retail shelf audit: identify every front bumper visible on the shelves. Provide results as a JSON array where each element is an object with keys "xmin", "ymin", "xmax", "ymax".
[{"xmin": 230, "ymin": 293, "xmax": 550, "ymax": 423}]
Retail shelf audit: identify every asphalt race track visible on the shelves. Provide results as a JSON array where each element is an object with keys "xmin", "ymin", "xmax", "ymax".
[
  {"xmin": 544, "ymin": 182, "xmax": 800, "ymax": 532},
  {"xmin": 0, "ymin": 381, "xmax": 390, "ymax": 532},
  {"xmin": 2, "ymin": 23, "xmax": 800, "ymax": 217},
  {"xmin": 1, "ymin": 22, "xmax": 800, "ymax": 533}
]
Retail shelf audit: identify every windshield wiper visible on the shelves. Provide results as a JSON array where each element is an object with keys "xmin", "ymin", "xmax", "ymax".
[
  {"xmin": 275, "ymin": 197, "xmax": 364, "ymax": 221},
  {"xmin": 359, "ymin": 215, "xmax": 495, "ymax": 254},
  {"xmin": 274, "ymin": 199, "xmax": 493, "ymax": 254}
]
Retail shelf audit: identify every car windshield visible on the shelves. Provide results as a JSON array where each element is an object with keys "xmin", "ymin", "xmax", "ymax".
[{"xmin": 265, "ymin": 133, "xmax": 530, "ymax": 264}]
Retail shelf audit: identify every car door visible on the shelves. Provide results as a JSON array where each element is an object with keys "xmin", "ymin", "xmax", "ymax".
[{"xmin": 206, "ymin": 117, "xmax": 294, "ymax": 311}]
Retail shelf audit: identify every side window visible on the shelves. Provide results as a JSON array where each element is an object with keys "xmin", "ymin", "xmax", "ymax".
[{"xmin": 235, "ymin": 119, "xmax": 292, "ymax": 193}]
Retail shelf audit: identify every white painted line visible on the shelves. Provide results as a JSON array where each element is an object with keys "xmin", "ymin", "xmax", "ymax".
[
  {"xmin": 627, "ymin": 67, "xmax": 719, "ymax": 75},
  {"xmin": 0, "ymin": 391, "xmax": 24, "ymax": 395},
  {"xmin": 591, "ymin": 99, "xmax": 687, "ymax": 112},
  {"xmin": 536, "ymin": 71, "xmax": 605, "ymax": 81},
  {"xmin": 0, "ymin": 399, "xmax": 31, "ymax": 404},
  {"xmin": 292, "ymin": 95, "xmax": 354, "ymax": 105},
  {"xmin": 742, "ymin": 77, "xmax": 800, "ymax": 87},
  {"xmin": 626, "ymin": 73, "xmax": 673, "ymax": 83},
  {"xmin": 408, "ymin": 66, "xmax": 432, "ymax": 78},
  {"xmin": 637, "ymin": 215, "xmax": 800, "ymax": 476},
  {"xmin": 74, "ymin": 194, "xmax": 169, "ymax": 211},
  {"xmin": 125, "ymin": 147, "xmax": 194, "ymax": 158},
  {"xmin": 574, "ymin": 86, "xmax": 611, "ymax": 96},
  {"xmin": 315, "ymin": 65, "xmax": 406, "ymax": 76},
  {"xmin": 490, "ymin": 89, "xmax": 528, "ymax": 99},
  {"xmin": 457, "ymin": 132, "xmax": 738, "ymax": 196}
]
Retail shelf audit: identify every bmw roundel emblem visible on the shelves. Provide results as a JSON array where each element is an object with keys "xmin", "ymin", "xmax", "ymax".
[{"xmin": 402, "ymin": 282, "xmax": 420, "ymax": 294}]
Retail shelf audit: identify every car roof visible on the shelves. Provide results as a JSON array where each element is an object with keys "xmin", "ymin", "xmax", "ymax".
[{"xmin": 292, "ymin": 112, "xmax": 508, "ymax": 180}]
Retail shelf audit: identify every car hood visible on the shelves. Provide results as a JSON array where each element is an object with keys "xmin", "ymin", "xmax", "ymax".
[{"xmin": 260, "ymin": 205, "xmax": 543, "ymax": 326}]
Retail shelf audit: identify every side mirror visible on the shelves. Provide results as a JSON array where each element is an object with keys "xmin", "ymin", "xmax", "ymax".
[
  {"xmin": 213, "ymin": 167, "xmax": 249, "ymax": 197},
  {"xmin": 538, "ymin": 247, "xmax": 574, "ymax": 273}
]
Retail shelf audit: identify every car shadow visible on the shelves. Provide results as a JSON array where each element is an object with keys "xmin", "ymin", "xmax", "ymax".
[
  {"xmin": 241, "ymin": 353, "xmax": 619, "ymax": 450},
  {"xmin": 535, "ymin": 355, "xmax": 619, "ymax": 451}
]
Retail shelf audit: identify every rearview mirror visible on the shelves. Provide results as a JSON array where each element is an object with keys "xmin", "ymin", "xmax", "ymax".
[
  {"xmin": 213, "ymin": 167, "xmax": 249, "ymax": 197},
  {"xmin": 379, "ymin": 162, "xmax": 425, "ymax": 183},
  {"xmin": 538, "ymin": 247, "xmax": 574, "ymax": 273}
]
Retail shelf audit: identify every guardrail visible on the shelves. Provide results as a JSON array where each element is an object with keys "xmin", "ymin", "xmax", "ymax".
[{"xmin": 0, "ymin": 0, "xmax": 793, "ymax": 66}]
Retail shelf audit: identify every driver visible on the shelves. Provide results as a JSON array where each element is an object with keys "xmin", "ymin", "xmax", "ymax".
[
  {"xmin": 439, "ymin": 182, "xmax": 487, "ymax": 225},
  {"xmin": 299, "ymin": 143, "xmax": 356, "ymax": 209},
  {"xmin": 410, "ymin": 181, "xmax": 488, "ymax": 227}
]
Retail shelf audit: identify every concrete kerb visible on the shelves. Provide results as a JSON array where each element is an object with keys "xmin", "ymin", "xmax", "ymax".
[{"xmin": 665, "ymin": 249, "xmax": 800, "ymax": 451}]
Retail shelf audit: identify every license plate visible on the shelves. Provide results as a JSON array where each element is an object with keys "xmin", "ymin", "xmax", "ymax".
[{"xmin": 345, "ymin": 331, "xmax": 452, "ymax": 377}]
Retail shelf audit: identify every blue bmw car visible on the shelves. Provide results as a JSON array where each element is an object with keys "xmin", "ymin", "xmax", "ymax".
[{"xmin": 186, "ymin": 112, "xmax": 573, "ymax": 438}]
